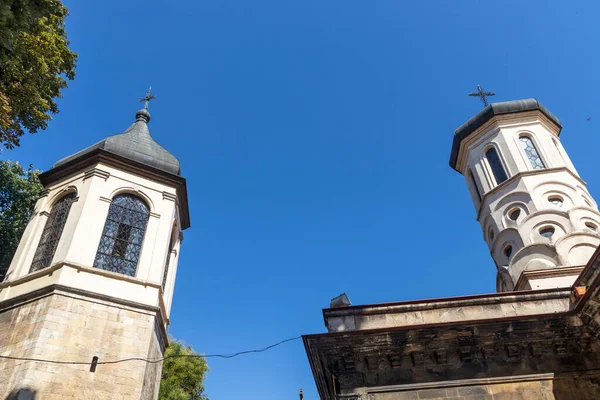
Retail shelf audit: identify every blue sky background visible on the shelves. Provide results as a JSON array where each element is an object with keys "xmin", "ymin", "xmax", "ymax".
[{"xmin": 4, "ymin": 1, "xmax": 600, "ymax": 398}]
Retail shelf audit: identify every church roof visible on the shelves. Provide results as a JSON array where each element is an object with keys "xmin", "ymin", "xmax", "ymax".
[
  {"xmin": 449, "ymin": 98, "xmax": 562, "ymax": 172},
  {"xmin": 53, "ymin": 108, "xmax": 181, "ymax": 176}
]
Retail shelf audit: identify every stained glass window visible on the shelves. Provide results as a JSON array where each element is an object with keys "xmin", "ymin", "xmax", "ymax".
[
  {"xmin": 485, "ymin": 148, "xmax": 508, "ymax": 184},
  {"xmin": 93, "ymin": 194, "xmax": 149, "ymax": 277},
  {"xmin": 30, "ymin": 193, "xmax": 77, "ymax": 273},
  {"xmin": 520, "ymin": 136, "xmax": 545, "ymax": 170}
]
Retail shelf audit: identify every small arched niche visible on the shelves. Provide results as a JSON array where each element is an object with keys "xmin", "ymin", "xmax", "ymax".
[
  {"xmin": 532, "ymin": 222, "xmax": 566, "ymax": 244},
  {"xmin": 503, "ymin": 203, "xmax": 528, "ymax": 227}
]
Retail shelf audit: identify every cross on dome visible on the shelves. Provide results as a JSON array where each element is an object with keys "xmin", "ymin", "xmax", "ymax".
[
  {"xmin": 138, "ymin": 86, "xmax": 156, "ymax": 110},
  {"xmin": 468, "ymin": 85, "xmax": 495, "ymax": 107}
]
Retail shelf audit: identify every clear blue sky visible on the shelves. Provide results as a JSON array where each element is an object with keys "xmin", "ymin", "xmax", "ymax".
[{"xmin": 4, "ymin": 1, "xmax": 600, "ymax": 398}]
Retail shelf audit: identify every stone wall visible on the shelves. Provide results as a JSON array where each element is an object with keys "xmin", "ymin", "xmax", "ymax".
[
  {"xmin": 368, "ymin": 375, "xmax": 600, "ymax": 400},
  {"xmin": 0, "ymin": 290, "xmax": 165, "ymax": 400}
]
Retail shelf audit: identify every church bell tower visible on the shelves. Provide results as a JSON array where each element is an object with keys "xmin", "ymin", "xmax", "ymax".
[
  {"xmin": 0, "ymin": 95, "xmax": 190, "ymax": 399},
  {"xmin": 450, "ymin": 99, "xmax": 600, "ymax": 292}
]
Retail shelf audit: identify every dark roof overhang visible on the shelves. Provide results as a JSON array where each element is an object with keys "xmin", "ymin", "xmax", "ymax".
[
  {"xmin": 449, "ymin": 99, "xmax": 562, "ymax": 173},
  {"xmin": 39, "ymin": 148, "xmax": 191, "ymax": 230}
]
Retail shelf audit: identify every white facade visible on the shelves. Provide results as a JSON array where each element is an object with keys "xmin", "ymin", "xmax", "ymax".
[
  {"xmin": 454, "ymin": 102, "xmax": 600, "ymax": 291},
  {"xmin": 1, "ymin": 110, "xmax": 188, "ymax": 326}
]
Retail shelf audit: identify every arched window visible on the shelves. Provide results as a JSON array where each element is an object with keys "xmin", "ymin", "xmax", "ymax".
[
  {"xmin": 519, "ymin": 136, "xmax": 545, "ymax": 170},
  {"xmin": 485, "ymin": 148, "xmax": 508, "ymax": 184},
  {"xmin": 468, "ymin": 170, "xmax": 482, "ymax": 202},
  {"xmin": 553, "ymin": 139, "xmax": 568, "ymax": 165},
  {"xmin": 162, "ymin": 227, "xmax": 176, "ymax": 290},
  {"xmin": 30, "ymin": 193, "xmax": 77, "ymax": 272},
  {"xmin": 93, "ymin": 194, "xmax": 149, "ymax": 276}
]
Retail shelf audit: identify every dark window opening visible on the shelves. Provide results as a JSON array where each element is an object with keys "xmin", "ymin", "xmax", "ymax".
[
  {"xmin": 540, "ymin": 226, "xmax": 555, "ymax": 238},
  {"xmin": 509, "ymin": 208, "xmax": 521, "ymax": 221},
  {"xmin": 30, "ymin": 193, "xmax": 76, "ymax": 273},
  {"xmin": 486, "ymin": 148, "xmax": 508, "ymax": 184},
  {"xmin": 162, "ymin": 232, "xmax": 175, "ymax": 290},
  {"xmin": 469, "ymin": 170, "xmax": 482, "ymax": 202}
]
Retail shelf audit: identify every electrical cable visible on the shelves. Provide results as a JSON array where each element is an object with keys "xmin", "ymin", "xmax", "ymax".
[{"xmin": 0, "ymin": 336, "xmax": 302, "ymax": 366}]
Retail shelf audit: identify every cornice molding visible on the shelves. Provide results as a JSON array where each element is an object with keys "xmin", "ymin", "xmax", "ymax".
[
  {"xmin": 83, "ymin": 168, "xmax": 110, "ymax": 181},
  {"xmin": 162, "ymin": 191, "xmax": 177, "ymax": 202},
  {"xmin": 0, "ymin": 283, "xmax": 169, "ymax": 348},
  {"xmin": 514, "ymin": 265, "xmax": 584, "ymax": 291},
  {"xmin": 39, "ymin": 149, "xmax": 191, "ymax": 230},
  {"xmin": 367, "ymin": 373, "xmax": 555, "ymax": 394}
]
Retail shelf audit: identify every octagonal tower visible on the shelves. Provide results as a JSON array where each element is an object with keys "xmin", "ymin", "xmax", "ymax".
[
  {"xmin": 0, "ymin": 103, "xmax": 190, "ymax": 399},
  {"xmin": 450, "ymin": 99, "xmax": 600, "ymax": 291}
]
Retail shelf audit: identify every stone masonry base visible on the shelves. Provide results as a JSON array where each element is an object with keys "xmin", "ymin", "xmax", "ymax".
[{"xmin": 0, "ymin": 287, "xmax": 165, "ymax": 400}]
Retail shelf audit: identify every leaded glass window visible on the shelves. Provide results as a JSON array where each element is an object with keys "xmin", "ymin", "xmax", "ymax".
[
  {"xmin": 520, "ymin": 136, "xmax": 545, "ymax": 170},
  {"xmin": 485, "ymin": 148, "xmax": 508, "ymax": 184},
  {"xmin": 30, "ymin": 193, "xmax": 77, "ymax": 273},
  {"xmin": 93, "ymin": 194, "xmax": 149, "ymax": 276}
]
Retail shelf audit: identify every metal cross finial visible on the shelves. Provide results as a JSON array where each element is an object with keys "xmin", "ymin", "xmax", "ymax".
[
  {"xmin": 139, "ymin": 86, "xmax": 156, "ymax": 110},
  {"xmin": 468, "ymin": 85, "xmax": 495, "ymax": 107}
]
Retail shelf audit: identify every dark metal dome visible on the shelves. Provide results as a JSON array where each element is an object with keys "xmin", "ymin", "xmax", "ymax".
[{"xmin": 53, "ymin": 109, "xmax": 180, "ymax": 176}]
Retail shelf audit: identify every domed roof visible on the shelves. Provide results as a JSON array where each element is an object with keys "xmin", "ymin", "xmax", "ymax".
[{"xmin": 53, "ymin": 108, "xmax": 180, "ymax": 176}]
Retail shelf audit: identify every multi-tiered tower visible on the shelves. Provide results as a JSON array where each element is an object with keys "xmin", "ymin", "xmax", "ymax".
[
  {"xmin": 0, "ymin": 104, "xmax": 189, "ymax": 399},
  {"xmin": 450, "ymin": 99, "xmax": 600, "ymax": 292}
]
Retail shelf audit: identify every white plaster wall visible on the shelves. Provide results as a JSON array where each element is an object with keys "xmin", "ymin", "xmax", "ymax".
[{"xmin": 4, "ymin": 161, "xmax": 184, "ymax": 321}]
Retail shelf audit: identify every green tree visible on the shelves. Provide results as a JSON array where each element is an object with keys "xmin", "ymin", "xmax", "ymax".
[
  {"xmin": 0, "ymin": 160, "xmax": 42, "ymax": 280},
  {"xmin": 159, "ymin": 338, "xmax": 209, "ymax": 400},
  {"xmin": 0, "ymin": 0, "xmax": 77, "ymax": 150}
]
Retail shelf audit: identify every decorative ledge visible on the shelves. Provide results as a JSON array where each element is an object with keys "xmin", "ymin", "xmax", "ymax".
[
  {"xmin": 162, "ymin": 191, "xmax": 177, "ymax": 202},
  {"xmin": 84, "ymin": 168, "xmax": 110, "ymax": 181}
]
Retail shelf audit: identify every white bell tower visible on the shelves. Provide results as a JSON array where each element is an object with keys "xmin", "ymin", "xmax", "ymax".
[
  {"xmin": 450, "ymin": 99, "xmax": 600, "ymax": 292},
  {"xmin": 0, "ymin": 100, "xmax": 190, "ymax": 399}
]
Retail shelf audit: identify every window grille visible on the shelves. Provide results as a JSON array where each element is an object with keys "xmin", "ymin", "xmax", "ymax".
[
  {"xmin": 93, "ymin": 194, "xmax": 149, "ymax": 276},
  {"xmin": 30, "ymin": 193, "xmax": 77, "ymax": 272}
]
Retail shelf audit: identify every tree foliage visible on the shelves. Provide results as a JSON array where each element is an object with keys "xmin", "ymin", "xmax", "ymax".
[
  {"xmin": 0, "ymin": 160, "xmax": 42, "ymax": 280},
  {"xmin": 159, "ymin": 338, "xmax": 209, "ymax": 400},
  {"xmin": 0, "ymin": 0, "xmax": 77, "ymax": 149}
]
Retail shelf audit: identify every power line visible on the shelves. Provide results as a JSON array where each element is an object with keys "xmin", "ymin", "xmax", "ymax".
[{"xmin": 0, "ymin": 336, "xmax": 301, "ymax": 366}]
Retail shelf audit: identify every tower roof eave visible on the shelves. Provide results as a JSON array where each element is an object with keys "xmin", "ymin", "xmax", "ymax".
[
  {"xmin": 39, "ymin": 148, "xmax": 191, "ymax": 230},
  {"xmin": 449, "ymin": 98, "xmax": 562, "ymax": 173}
]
